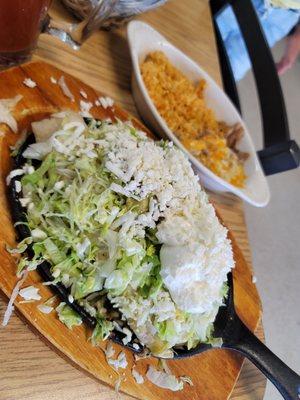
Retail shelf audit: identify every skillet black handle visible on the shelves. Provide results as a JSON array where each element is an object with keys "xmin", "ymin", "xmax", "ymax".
[{"xmin": 223, "ymin": 316, "xmax": 300, "ymax": 400}]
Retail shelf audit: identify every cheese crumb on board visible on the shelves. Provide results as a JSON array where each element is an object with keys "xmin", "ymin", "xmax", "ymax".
[
  {"xmin": 95, "ymin": 96, "xmax": 114, "ymax": 109},
  {"xmin": 37, "ymin": 304, "xmax": 53, "ymax": 314},
  {"xmin": 58, "ymin": 76, "xmax": 75, "ymax": 102},
  {"xmin": 19, "ymin": 285, "xmax": 41, "ymax": 301},
  {"xmin": 23, "ymin": 78, "xmax": 37, "ymax": 88},
  {"xmin": 79, "ymin": 100, "xmax": 93, "ymax": 117}
]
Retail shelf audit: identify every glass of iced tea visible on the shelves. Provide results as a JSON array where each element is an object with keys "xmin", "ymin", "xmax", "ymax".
[{"xmin": 0, "ymin": 0, "xmax": 117, "ymax": 68}]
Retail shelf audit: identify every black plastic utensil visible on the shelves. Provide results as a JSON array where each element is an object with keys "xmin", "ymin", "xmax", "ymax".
[{"xmin": 8, "ymin": 134, "xmax": 300, "ymax": 400}]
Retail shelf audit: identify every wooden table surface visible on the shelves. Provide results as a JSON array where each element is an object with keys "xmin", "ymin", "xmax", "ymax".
[{"xmin": 0, "ymin": 0, "xmax": 266, "ymax": 399}]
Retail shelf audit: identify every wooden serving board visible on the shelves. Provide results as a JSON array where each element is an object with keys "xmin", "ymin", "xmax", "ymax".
[{"xmin": 0, "ymin": 62, "xmax": 262, "ymax": 400}]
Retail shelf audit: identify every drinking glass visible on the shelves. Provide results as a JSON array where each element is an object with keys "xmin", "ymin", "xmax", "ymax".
[{"xmin": 0, "ymin": 0, "xmax": 117, "ymax": 68}]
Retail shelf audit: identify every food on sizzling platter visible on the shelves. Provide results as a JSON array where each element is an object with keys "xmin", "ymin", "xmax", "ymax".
[
  {"xmin": 6, "ymin": 110, "xmax": 234, "ymax": 359},
  {"xmin": 141, "ymin": 51, "xmax": 249, "ymax": 188}
]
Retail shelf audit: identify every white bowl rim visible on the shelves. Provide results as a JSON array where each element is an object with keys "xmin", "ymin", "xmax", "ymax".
[{"xmin": 127, "ymin": 20, "xmax": 270, "ymax": 207}]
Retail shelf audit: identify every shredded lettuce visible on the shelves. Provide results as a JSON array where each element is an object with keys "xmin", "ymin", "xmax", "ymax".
[
  {"xmin": 56, "ymin": 302, "xmax": 82, "ymax": 329},
  {"xmin": 21, "ymin": 153, "xmax": 55, "ymax": 185},
  {"xmin": 91, "ymin": 316, "xmax": 114, "ymax": 345},
  {"xmin": 12, "ymin": 114, "xmax": 229, "ymax": 356},
  {"xmin": 138, "ymin": 258, "xmax": 162, "ymax": 299},
  {"xmin": 146, "ymin": 365, "xmax": 184, "ymax": 391},
  {"xmin": 6, "ymin": 236, "xmax": 32, "ymax": 254}
]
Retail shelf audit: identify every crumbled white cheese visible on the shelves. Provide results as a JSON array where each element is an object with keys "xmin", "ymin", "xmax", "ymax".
[
  {"xmin": 19, "ymin": 285, "xmax": 41, "ymax": 301},
  {"xmin": 50, "ymin": 76, "xmax": 57, "ymax": 84},
  {"xmin": 6, "ymin": 168, "xmax": 25, "ymax": 185},
  {"xmin": 58, "ymin": 76, "xmax": 75, "ymax": 102},
  {"xmin": 23, "ymin": 114, "xmax": 85, "ymax": 161},
  {"xmin": 252, "ymin": 275, "xmax": 257, "ymax": 283},
  {"xmin": 132, "ymin": 343, "xmax": 140, "ymax": 350},
  {"xmin": 19, "ymin": 197, "xmax": 31, "ymax": 208},
  {"xmin": 54, "ymin": 181, "xmax": 64, "ymax": 190},
  {"xmin": 80, "ymin": 89, "xmax": 88, "ymax": 99},
  {"xmin": 79, "ymin": 100, "xmax": 93, "ymax": 118},
  {"xmin": 42, "ymin": 281, "xmax": 53, "ymax": 286},
  {"xmin": 23, "ymin": 78, "xmax": 36, "ymax": 88},
  {"xmin": 15, "ymin": 180, "xmax": 22, "ymax": 193},
  {"xmin": 98, "ymin": 122, "xmax": 234, "ymax": 317},
  {"xmin": 37, "ymin": 304, "xmax": 53, "ymax": 314},
  {"xmin": 132, "ymin": 367, "xmax": 144, "ymax": 384},
  {"xmin": 6, "ymin": 166, "xmax": 34, "ymax": 188},
  {"xmin": 68, "ymin": 294, "xmax": 74, "ymax": 303},
  {"xmin": 97, "ymin": 96, "xmax": 114, "ymax": 109},
  {"xmin": 122, "ymin": 327, "xmax": 132, "ymax": 345}
]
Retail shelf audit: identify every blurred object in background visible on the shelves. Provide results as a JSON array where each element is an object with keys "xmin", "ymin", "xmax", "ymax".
[
  {"xmin": 0, "ymin": 0, "xmax": 51, "ymax": 68},
  {"xmin": 60, "ymin": 0, "xmax": 168, "ymax": 28},
  {"xmin": 216, "ymin": 0, "xmax": 300, "ymax": 81},
  {"xmin": 0, "ymin": 0, "xmax": 116, "ymax": 68},
  {"xmin": 0, "ymin": 0, "xmax": 168, "ymax": 69},
  {"xmin": 276, "ymin": 23, "xmax": 300, "ymax": 75}
]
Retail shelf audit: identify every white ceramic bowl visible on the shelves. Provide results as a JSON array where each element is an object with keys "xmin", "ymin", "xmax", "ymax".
[{"xmin": 127, "ymin": 21, "xmax": 270, "ymax": 207}]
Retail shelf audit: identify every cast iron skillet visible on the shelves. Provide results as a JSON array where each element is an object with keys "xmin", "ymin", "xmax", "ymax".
[{"xmin": 8, "ymin": 133, "xmax": 300, "ymax": 400}]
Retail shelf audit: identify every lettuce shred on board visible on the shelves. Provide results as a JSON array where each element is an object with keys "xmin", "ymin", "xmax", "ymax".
[
  {"xmin": 0, "ymin": 95, "xmax": 22, "ymax": 133},
  {"xmin": 1, "ymin": 270, "xmax": 28, "ymax": 326},
  {"xmin": 146, "ymin": 365, "xmax": 183, "ymax": 391}
]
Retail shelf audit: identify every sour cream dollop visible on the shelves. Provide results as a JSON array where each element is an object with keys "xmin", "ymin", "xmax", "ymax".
[{"xmin": 158, "ymin": 206, "xmax": 234, "ymax": 315}]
